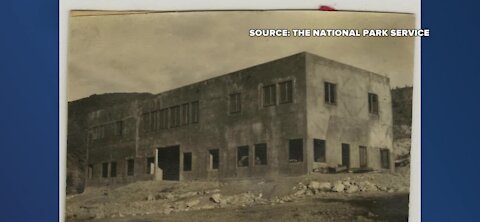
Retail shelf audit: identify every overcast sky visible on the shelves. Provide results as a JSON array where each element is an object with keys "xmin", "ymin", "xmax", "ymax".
[{"xmin": 68, "ymin": 11, "xmax": 415, "ymax": 101}]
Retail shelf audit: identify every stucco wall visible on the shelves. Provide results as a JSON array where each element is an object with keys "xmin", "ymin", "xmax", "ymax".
[{"xmin": 305, "ymin": 53, "xmax": 394, "ymax": 171}]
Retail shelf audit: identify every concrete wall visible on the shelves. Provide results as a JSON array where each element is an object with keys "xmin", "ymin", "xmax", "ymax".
[
  {"xmin": 137, "ymin": 53, "xmax": 308, "ymax": 181},
  {"xmin": 304, "ymin": 53, "xmax": 394, "ymax": 171}
]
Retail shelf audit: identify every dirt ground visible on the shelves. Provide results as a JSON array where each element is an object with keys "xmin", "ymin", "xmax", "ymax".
[{"xmin": 66, "ymin": 167, "xmax": 410, "ymax": 222}]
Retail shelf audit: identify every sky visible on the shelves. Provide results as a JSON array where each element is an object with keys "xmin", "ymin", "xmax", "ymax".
[{"xmin": 68, "ymin": 11, "xmax": 415, "ymax": 101}]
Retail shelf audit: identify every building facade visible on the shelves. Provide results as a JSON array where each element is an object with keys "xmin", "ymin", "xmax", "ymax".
[{"xmin": 84, "ymin": 52, "xmax": 394, "ymax": 186}]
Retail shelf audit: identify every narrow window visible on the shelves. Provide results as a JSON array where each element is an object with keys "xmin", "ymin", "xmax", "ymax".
[
  {"xmin": 115, "ymin": 121, "xmax": 123, "ymax": 136},
  {"xmin": 181, "ymin": 103, "xmax": 189, "ymax": 125},
  {"xmin": 368, "ymin": 93, "xmax": 379, "ymax": 114},
  {"xmin": 359, "ymin": 146, "xmax": 368, "ymax": 168},
  {"xmin": 229, "ymin": 93, "xmax": 241, "ymax": 114},
  {"xmin": 146, "ymin": 157, "xmax": 155, "ymax": 174},
  {"xmin": 127, "ymin": 159, "xmax": 135, "ymax": 176},
  {"xmin": 380, "ymin": 149, "xmax": 390, "ymax": 169},
  {"xmin": 288, "ymin": 139, "xmax": 303, "ymax": 162},
  {"xmin": 237, "ymin": 146, "xmax": 249, "ymax": 167},
  {"xmin": 254, "ymin": 143, "xmax": 267, "ymax": 165},
  {"xmin": 87, "ymin": 164, "xmax": 93, "ymax": 179},
  {"xmin": 183, "ymin": 152, "xmax": 192, "ymax": 171},
  {"xmin": 342, "ymin": 143, "xmax": 350, "ymax": 168},
  {"xmin": 110, "ymin": 162, "xmax": 117, "ymax": 177},
  {"xmin": 263, "ymin": 84, "xmax": 276, "ymax": 106},
  {"xmin": 279, "ymin": 80, "xmax": 293, "ymax": 104},
  {"xmin": 209, "ymin": 149, "xmax": 219, "ymax": 170},
  {"xmin": 170, "ymin": 106, "xmax": 180, "ymax": 127},
  {"xmin": 313, "ymin": 139, "xmax": 326, "ymax": 163},
  {"xmin": 102, "ymin": 162, "xmax": 108, "ymax": 178},
  {"xmin": 324, "ymin": 82, "xmax": 336, "ymax": 104},
  {"xmin": 160, "ymin": 108, "xmax": 168, "ymax": 129},
  {"xmin": 191, "ymin": 101, "xmax": 199, "ymax": 123}
]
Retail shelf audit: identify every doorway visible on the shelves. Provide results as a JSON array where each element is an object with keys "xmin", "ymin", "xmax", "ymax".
[
  {"xmin": 157, "ymin": 145, "xmax": 180, "ymax": 180},
  {"xmin": 341, "ymin": 143, "xmax": 350, "ymax": 168}
]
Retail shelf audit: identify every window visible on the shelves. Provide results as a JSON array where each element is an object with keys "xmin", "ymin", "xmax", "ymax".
[
  {"xmin": 110, "ymin": 162, "xmax": 117, "ymax": 177},
  {"xmin": 368, "ymin": 93, "xmax": 379, "ymax": 114},
  {"xmin": 115, "ymin": 121, "xmax": 123, "ymax": 136},
  {"xmin": 359, "ymin": 146, "xmax": 368, "ymax": 168},
  {"xmin": 170, "ymin": 106, "xmax": 181, "ymax": 127},
  {"xmin": 263, "ymin": 84, "xmax": 276, "ymax": 106},
  {"xmin": 160, "ymin": 108, "xmax": 169, "ymax": 129},
  {"xmin": 313, "ymin": 139, "xmax": 326, "ymax": 162},
  {"xmin": 209, "ymin": 149, "xmax": 219, "ymax": 170},
  {"xmin": 142, "ymin": 113, "xmax": 150, "ymax": 131},
  {"xmin": 181, "ymin": 103, "xmax": 189, "ymax": 125},
  {"xmin": 279, "ymin": 80, "xmax": 293, "ymax": 104},
  {"xmin": 127, "ymin": 159, "xmax": 135, "ymax": 176},
  {"xmin": 324, "ymin": 82, "xmax": 336, "ymax": 104},
  {"xmin": 183, "ymin": 152, "xmax": 192, "ymax": 171},
  {"xmin": 254, "ymin": 143, "xmax": 267, "ymax": 165},
  {"xmin": 237, "ymin": 146, "xmax": 249, "ymax": 167},
  {"xmin": 229, "ymin": 93, "xmax": 241, "ymax": 114},
  {"xmin": 288, "ymin": 139, "xmax": 303, "ymax": 162},
  {"xmin": 92, "ymin": 125, "xmax": 105, "ymax": 140},
  {"xmin": 380, "ymin": 149, "xmax": 390, "ymax": 169},
  {"xmin": 146, "ymin": 157, "xmax": 155, "ymax": 174},
  {"xmin": 191, "ymin": 101, "xmax": 199, "ymax": 123},
  {"xmin": 102, "ymin": 162, "xmax": 108, "ymax": 178},
  {"xmin": 87, "ymin": 164, "xmax": 93, "ymax": 179}
]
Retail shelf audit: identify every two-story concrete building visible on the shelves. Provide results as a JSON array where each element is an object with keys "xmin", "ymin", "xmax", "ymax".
[{"xmin": 84, "ymin": 52, "xmax": 394, "ymax": 186}]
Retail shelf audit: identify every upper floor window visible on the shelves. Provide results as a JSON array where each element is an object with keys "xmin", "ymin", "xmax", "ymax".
[
  {"xmin": 191, "ymin": 101, "xmax": 199, "ymax": 123},
  {"xmin": 170, "ymin": 106, "xmax": 181, "ymax": 127},
  {"xmin": 181, "ymin": 103, "xmax": 190, "ymax": 125},
  {"xmin": 368, "ymin": 93, "xmax": 379, "ymax": 114},
  {"xmin": 159, "ymin": 108, "xmax": 169, "ymax": 129},
  {"xmin": 263, "ymin": 84, "xmax": 276, "ymax": 107},
  {"xmin": 324, "ymin": 82, "xmax": 336, "ymax": 105},
  {"xmin": 115, "ymin": 121, "xmax": 123, "ymax": 136},
  {"xmin": 279, "ymin": 80, "xmax": 293, "ymax": 104},
  {"xmin": 229, "ymin": 93, "xmax": 241, "ymax": 114}
]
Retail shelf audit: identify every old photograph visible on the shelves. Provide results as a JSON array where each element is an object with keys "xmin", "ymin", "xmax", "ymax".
[{"xmin": 66, "ymin": 11, "xmax": 415, "ymax": 221}]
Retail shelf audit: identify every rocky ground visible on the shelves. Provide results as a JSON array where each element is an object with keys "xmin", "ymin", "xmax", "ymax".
[{"xmin": 66, "ymin": 167, "xmax": 410, "ymax": 222}]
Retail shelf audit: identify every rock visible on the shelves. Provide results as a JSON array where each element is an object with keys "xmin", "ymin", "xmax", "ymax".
[
  {"xmin": 186, "ymin": 199, "xmax": 200, "ymax": 208},
  {"xmin": 178, "ymin": 191, "xmax": 198, "ymax": 199},
  {"xmin": 308, "ymin": 181, "xmax": 321, "ymax": 189},
  {"xmin": 156, "ymin": 193, "xmax": 175, "ymax": 200},
  {"xmin": 332, "ymin": 183, "xmax": 345, "ymax": 192},
  {"xmin": 308, "ymin": 181, "xmax": 332, "ymax": 192},
  {"xmin": 346, "ymin": 185, "xmax": 359, "ymax": 193},
  {"xmin": 146, "ymin": 194, "xmax": 155, "ymax": 201},
  {"xmin": 210, "ymin": 193, "xmax": 222, "ymax": 203},
  {"xmin": 294, "ymin": 189, "xmax": 306, "ymax": 196}
]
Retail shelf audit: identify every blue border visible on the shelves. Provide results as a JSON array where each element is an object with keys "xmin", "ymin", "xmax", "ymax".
[
  {"xmin": 0, "ymin": 1, "xmax": 59, "ymax": 221},
  {"xmin": 422, "ymin": 0, "xmax": 480, "ymax": 221}
]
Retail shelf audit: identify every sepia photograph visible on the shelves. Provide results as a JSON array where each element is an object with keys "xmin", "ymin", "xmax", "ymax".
[{"xmin": 66, "ymin": 11, "xmax": 415, "ymax": 221}]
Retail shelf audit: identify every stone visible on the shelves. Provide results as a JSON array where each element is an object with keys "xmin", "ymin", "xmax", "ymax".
[
  {"xmin": 346, "ymin": 185, "xmax": 359, "ymax": 193},
  {"xmin": 332, "ymin": 183, "xmax": 345, "ymax": 192},
  {"xmin": 146, "ymin": 194, "xmax": 155, "ymax": 201},
  {"xmin": 210, "ymin": 193, "xmax": 222, "ymax": 203},
  {"xmin": 186, "ymin": 199, "xmax": 200, "ymax": 208}
]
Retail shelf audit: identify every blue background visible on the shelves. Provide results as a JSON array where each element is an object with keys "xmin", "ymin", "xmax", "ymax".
[{"xmin": 1, "ymin": 0, "xmax": 479, "ymax": 221}]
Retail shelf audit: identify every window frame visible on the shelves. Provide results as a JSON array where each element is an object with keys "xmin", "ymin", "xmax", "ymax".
[
  {"xmin": 262, "ymin": 84, "xmax": 277, "ymax": 107},
  {"xmin": 236, "ymin": 146, "xmax": 249, "ymax": 168},
  {"xmin": 368, "ymin": 93, "xmax": 379, "ymax": 115},
  {"xmin": 288, "ymin": 139, "xmax": 304, "ymax": 163},
  {"xmin": 229, "ymin": 93, "xmax": 242, "ymax": 114},
  {"xmin": 279, "ymin": 80, "xmax": 293, "ymax": 104},
  {"xmin": 254, "ymin": 143, "xmax": 268, "ymax": 166},
  {"xmin": 183, "ymin": 152, "xmax": 192, "ymax": 172},
  {"xmin": 313, "ymin": 139, "xmax": 326, "ymax": 163},
  {"xmin": 324, "ymin": 81, "xmax": 337, "ymax": 105}
]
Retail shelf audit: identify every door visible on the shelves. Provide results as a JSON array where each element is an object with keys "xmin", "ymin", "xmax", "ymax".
[
  {"xmin": 359, "ymin": 146, "xmax": 368, "ymax": 168},
  {"xmin": 157, "ymin": 146, "xmax": 180, "ymax": 180},
  {"xmin": 341, "ymin": 143, "xmax": 350, "ymax": 168}
]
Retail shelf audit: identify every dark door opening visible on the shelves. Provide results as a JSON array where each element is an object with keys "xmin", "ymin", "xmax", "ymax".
[
  {"xmin": 341, "ymin": 143, "xmax": 350, "ymax": 168},
  {"xmin": 359, "ymin": 146, "xmax": 368, "ymax": 168},
  {"xmin": 157, "ymin": 146, "xmax": 180, "ymax": 180}
]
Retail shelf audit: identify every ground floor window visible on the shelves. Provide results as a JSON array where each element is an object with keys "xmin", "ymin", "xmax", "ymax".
[
  {"xmin": 184, "ymin": 152, "xmax": 192, "ymax": 171},
  {"xmin": 87, "ymin": 164, "xmax": 93, "ymax": 179},
  {"xmin": 146, "ymin": 157, "xmax": 155, "ymax": 174},
  {"xmin": 313, "ymin": 139, "xmax": 326, "ymax": 162},
  {"xmin": 110, "ymin": 162, "xmax": 117, "ymax": 177},
  {"xmin": 288, "ymin": 139, "xmax": 303, "ymax": 162},
  {"xmin": 209, "ymin": 149, "xmax": 219, "ymax": 170},
  {"xmin": 359, "ymin": 146, "xmax": 368, "ymax": 168},
  {"xmin": 380, "ymin": 149, "xmax": 390, "ymax": 169},
  {"xmin": 237, "ymin": 146, "xmax": 249, "ymax": 167},
  {"xmin": 102, "ymin": 162, "xmax": 108, "ymax": 178},
  {"xmin": 254, "ymin": 143, "xmax": 267, "ymax": 165},
  {"xmin": 127, "ymin": 159, "xmax": 135, "ymax": 176}
]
